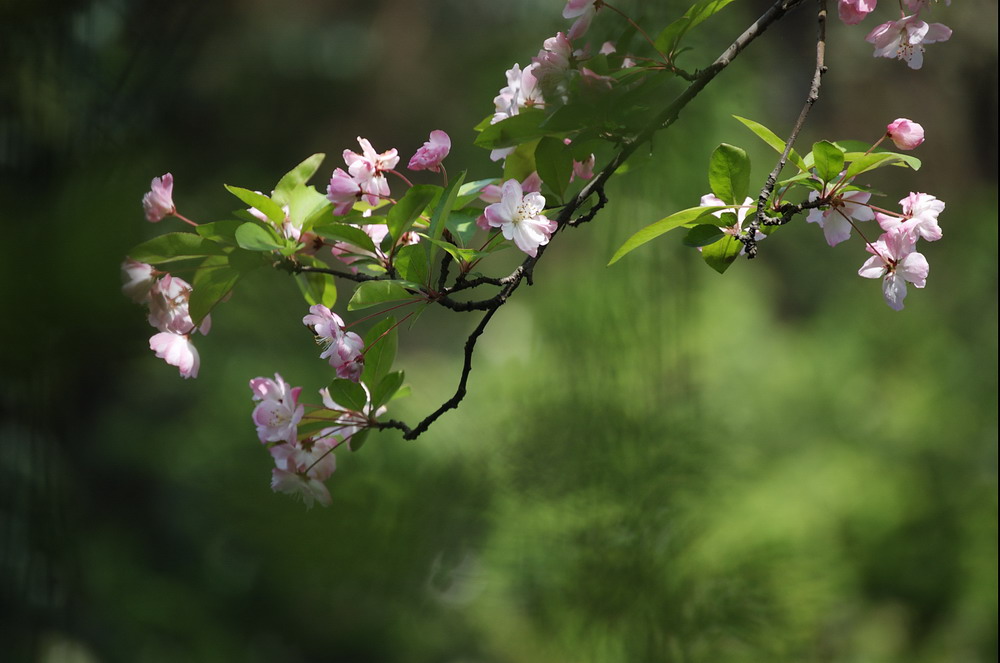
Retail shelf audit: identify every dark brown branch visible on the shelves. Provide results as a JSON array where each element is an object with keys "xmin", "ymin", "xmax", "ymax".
[{"xmin": 743, "ymin": 0, "xmax": 827, "ymax": 258}]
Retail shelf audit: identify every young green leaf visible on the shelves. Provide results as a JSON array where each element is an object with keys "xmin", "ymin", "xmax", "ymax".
[
  {"xmin": 608, "ymin": 206, "xmax": 728, "ymax": 265},
  {"xmin": 473, "ymin": 109, "xmax": 548, "ymax": 149},
  {"xmin": 235, "ymin": 222, "xmax": 285, "ymax": 252},
  {"xmin": 370, "ymin": 370, "xmax": 404, "ymax": 410},
  {"xmin": 272, "ymin": 153, "xmax": 325, "ymax": 206},
  {"xmin": 312, "ymin": 222, "xmax": 378, "ymax": 255},
  {"xmin": 733, "ymin": 115, "xmax": 809, "ymax": 173},
  {"xmin": 701, "ymin": 234, "xmax": 742, "ymax": 274},
  {"xmin": 190, "ymin": 255, "xmax": 241, "ymax": 325},
  {"xmin": 393, "ymin": 244, "xmax": 430, "ymax": 286},
  {"xmin": 327, "ymin": 378, "xmax": 368, "ymax": 413},
  {"xmin": 655, "ymin": 0, "xmax": 738, "ymax": 56},
  {"xmin": 361, "ymin": 316, "xmax": 397, "ymax": 386},
  {"xmin": 196, "ymin": 220, "xmax": 243, "ymax": 245},
  {"xmin": 224, "ymin": 185, "xmax": 285, "ymax": 224},
  {"xmin": 347, "ymin": 281, "xmax": 414, "ymax": 311},
  {"xmin": 683, "ymin": 224, "xmax": 725, "ymax": 247},
  {"xmin": 535, "ymin": 136, "xmax": 574, "ymax": 202},
  {"xmin": 812, "ymin": 141, "xmax": 845, "ymax": 183},
  {"xmin": 708, "ymin": 143, "xmax": 751, "ymax": 205},
  {"xmin": 455, "ymin": 178, "xmax": 498, "ymax": 209},
  {"xmin": 425, "ymin": 172, "xmax": 466, "ymax": 265},
  {"xmin": 387, "ymin": 185, "xmax": 437, "ymax": 243},
  {"xmin": 129, "ymin": 232, "xmax": 225, "ymax": 264},
  {"xmin": 294, "ymin": 256, "xmax": 337, "ymax": 308}
]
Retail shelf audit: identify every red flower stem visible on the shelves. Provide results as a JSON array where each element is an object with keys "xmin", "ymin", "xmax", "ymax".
[
  {"xmin": 345, "ymin": 298, "xmax": 423, "ymax": 329},
  {"xmin": 836, "ymin": 208, "xmax": 884, "ymax": 261},
  {"xmin": 362, "ymin": 310, "xmax": 416, "ymax": 355},
  {"xmin": 172, "ymin": 211, "xmax": 200, "ymax": 227},
  {"xmin": 602, "ymin": 2, "xmax": 670, "ymax": 64},
  {"xmin": 387, "ymin": 169, "xmax": 415, "ymax": 188},
  {"xmin": 439, "ymin": 164, "xmax": 449, "ymax": 188}
]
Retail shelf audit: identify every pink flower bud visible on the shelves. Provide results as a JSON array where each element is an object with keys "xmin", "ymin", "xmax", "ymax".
[
  {"xmin": 142, "ymin": 173, "xmax": 176, "ymax": 222},
  {"xmin": 407, "ymin": 130, "xmax": 451, "ymax": 172},
  {"xmin": 837, "ymin": 0, "xmax": 876, "ymax": 26},
  {"xmin": 886, "ymin": 118, "xmax": 924, "ymax": 150}
]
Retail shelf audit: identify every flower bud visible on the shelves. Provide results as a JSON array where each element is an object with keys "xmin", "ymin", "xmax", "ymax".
[{"xmin": 886, "ymin": 118, "xmax": 925, "ymax": 150}]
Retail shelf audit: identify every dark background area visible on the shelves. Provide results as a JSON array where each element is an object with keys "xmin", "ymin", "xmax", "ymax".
[{"xmin": 2, "ymin": 1, "xmax": 996, "ymax": 661}]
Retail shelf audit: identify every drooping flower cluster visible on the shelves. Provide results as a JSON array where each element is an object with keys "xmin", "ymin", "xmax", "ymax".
[
  {"xmin": 302, "ymin": 304, "xmax": 365, "ymax": 382},
  {"xmin": 836, "ymin": 0, "xmax": 952, "ymax": 69},
  {"xmin": 122, "ymin": 259, "xmax": 210, "ymax": 378},
  {"xmin": 248, "ymin": 374, "xmax": 387, "ymax": 508}
]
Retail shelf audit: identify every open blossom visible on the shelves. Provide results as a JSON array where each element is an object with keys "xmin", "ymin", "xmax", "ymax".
[
  {"xmin": 805, "ymin": 182, "xmax": 876, "ymax": 247},
  {"xmin": 249, "ymin": 373, "xmax": 304, "ymax": 444},
  {"xmin": 838, "ymin": 0, "xmax": 876, "ymax": 26},
  {"xmin": 866, "ymin": 15, "xmax": 952, "ymax": 69},
  {"xmin": 343, "ymin": 137, "xmax": 399, "ymax": 206},
  {"xmin": 858, "ymin": 227, "xmax": 929, "ymax": 310},
  {"xmin": 327, "ymin": 168, "xmax": 362, "ymax": 216},
  {"xmin": 484, "ymin": 179, "xmax": 557, "ymax": 258},
  {"xmin": 142, "ymin": 173, "xmax": 175, "ymax": 222},
  {"xmin": 408, "ymin": 130, "xmax": 451, "ymax": 172},
  {"xmin": 886, "ymin": 118, "xmax": 924, "ymax": 150},
  {"xmin": 876, "ymin": 192, "xmax": 944, "ymax": 241},
  {"xmin": 303, "ymin": 304, "xmax": 365, "ymax": 381},
  {"xmin": 149, "ymin": 332, "xmax": 200, "ymax": 379}
]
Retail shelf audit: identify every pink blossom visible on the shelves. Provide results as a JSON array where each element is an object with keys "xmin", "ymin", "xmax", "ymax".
[
  {"xmin": 142, "ymin": 173, "xmax": 176, "ymax": 222},
  {"xmin": 270, "ymin": 437, "xmax": 336, "ymax": 480},
  {"xmin": 805, "ymin": 183, "xmax": 876, "ymax": 247},
  {"xmin": 121, "ymin": 259, "xmax": 156, "ymax": 303},
  {"xmin": 343, "ymin": 137, "xmax": 399, "ymax": 207},
  {"xmin": 599, "ymin": 41, "xmax": 616, "ymax": 55},
  {"xmin": 563, "ymin": 0, "xmax": 599, "ymax": 40},
  {"xmin": 580, "ymin": 67, "xmax": 614, "ymax": 92},
  {"xmin": 838, "ymin": 0, "xmax": 877, "ymax": 26},
  {"xmin": 532, "ymin": 33, "xmax": 574, "ymax": 103},
  {"xmin": 249, "ymin": 373, "xmax": 305, "ymax": 444},
  {"xmin": 248, "ymin": 198, "xmax": 300, "ymax": 240},
  {"xmin": 149, "ymin": 332, "xmax": 200, "ymax": 379},
  {"xmin": 146, "ymin": 274, "xmax": 210, "ymax": 335},
  {"xmin": 407, "ymin": 130, "xmax": 451, "ymax": 172},
  {"xmin": 484, "ymin": 179, "xmax": 556, "ymax": 257},
  {"xmin": 491, "ymin": 64, "xmax": 545, "ymax": 162},
  {"xmin": 270, "ymin": 469, "xmax": 332, "ymax": 508},
  {"xmin": 326, "ymin": 168, "xmax": 362, "ymax": 216},
  {"xmin": 858, "ymin": 227, "xmax": 929, "ymax": 310},
  {"xmin": 477, "ymin": 172, "xmax": 543, "ymax": 231},
  {"xmin": 886, "ymin": 118, "xmax": 925, "ymax": 150},
  {"xmin": 866, "ymin": 15, "xmax": 952, "ymax": 69},
  {"xmin": 876, "ymin": 192, "xmax": 944, "ymax": 241},
  {"xmin": 903, "ymin": 0, "xmax": 949, "ymax": 12},
  {"xmin": 302, "ymin": 304, "xmax": 365, "ymax": 382}
]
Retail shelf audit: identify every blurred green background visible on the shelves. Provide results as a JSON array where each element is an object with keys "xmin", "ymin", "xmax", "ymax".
[{"xmin": 2, "ymin": 1, "xmax": 996, "ymax": 661}]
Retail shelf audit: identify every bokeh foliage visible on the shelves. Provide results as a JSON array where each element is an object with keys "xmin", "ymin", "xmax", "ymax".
[{"xmin": 1, "ymin": 1, "xmax": 995, "ymax": 661}]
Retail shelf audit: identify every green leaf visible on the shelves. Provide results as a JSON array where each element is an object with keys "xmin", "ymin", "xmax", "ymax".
[
  {"xmin": 286, "ymin": 182, "xmax": 328, "ymax": 230},
  {"xmin": 421, "ymin": 235, "xmax": 488, "ymax": 264},
  {"xmin": 541, "ymin": 102, "xmax": 600, "ymax": 133},
  {"xmin": 608, "ymin": 206, "xmax": 727, "ymax": 265},
  {"xmin": 129, "ymin": 232, "xmax": 225, "ymax": 264},
  {"xmin": 473, "ymin": 109, "xmax": 548, "ymax": 149},
  {"xmin": 708, "ymin": 143, "xmax": 751, "ymax": 205},
  {"xmin": 327, "ymin": 378, "xmax": 368, "ymax": 412},
  {"xmin": 190, "ymin": 255, "xmax": 241, "ymax": 325},
  {"xmin": 294, "ymin": 256, "xmax": 337, "ymax": 308},
  {"xmin": 426, "ymin": 171, "xmax": 466, "ymax": 249},
  {"xmin": 347, "ymin": 429, "xmax": 370, "ymax": 452},
  {"xmin": 535, "ymin": 136, "xmax": 574, "ymax": 202},
  {"xmin": 445, "ymin": 209, "xmax": 483, "ymax": 247},
  {"xmin": 312, "ymin": 222, "xmax": 378, "ymax": 254},
  {"xmin": 733, "ymin": 115, "xmax": 809, "ymax": 173},
  {"xmin": 361, "ymin": 316, "xmax": 397, "ymax": 386},
  {"xmin": 812, "ymin": 141, "xmax": 845, "ymax": 183},
  {"xmin": 196, "ymin": 220, "xmax": 242, "ymax": 245},
  {"xmin": 370, "ymin": 370, "xmax": 404, "ymax": 410},
  {"xmin": 683, "ymin": 224, "xmax": 725, "ymax": 247},
  {"xmin": 347, "ymin": 281, "xmax": 414, "ymax": 311},
  {"xmin": 228, "ymin": 247, "xmax": 267, "ymax": 273},
  {"xmin": 701, "ymin": 234, "xmax": 742, "ymax": 274},
  {"xmin": 224, "ymin": 185, "xmax": 285, "ymax": 224},
  {"xmin": 843, "ymin": 151, "xmax": 921, "ymax": 180},
  {"xmin": 387, "ymin": 185, "xmax": 437, "ymax": 243},
  {"xmin": 502, "ymin": 141, "xmax": 538, "ymax": 183},
  {"xmin": 394, "ymin": 244, "xmax": 429, "ymax": 286},
  {"xmin": 272, "ymin": 153, "xmax": 325, "ymax": 206},
  {"xmin": 654, "ymin": 0, "xmax": 738, "ymax": 56},
  {"xmin": 235, "ymin": 222, "xmax": 285, "ymax": 252},
  {"xmin": 455, "ymin": 178, "xmax": 499, "ymax": 210}
]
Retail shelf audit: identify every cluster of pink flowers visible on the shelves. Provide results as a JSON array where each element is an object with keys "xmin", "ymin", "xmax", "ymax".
[
  {"xmin": 804, "ymin": 119, "xmax": 944, "ymax": 310},
  {"xmin": 837, "ymin": 0, "xmax": 952, "ymax": 69},
  {"xmin": 327, "ymin": 133, "xmax": 451, "ymax": 215},
  {"xmin": 302, "ymin": 304, "xmax": 365, "ymax": 381},
  {"xmin": 122, "ymin": 259, "xmax": 210, "ymax": 378},
  {"xmin": 249, "ymin": 373, "xmax": 387, "ymax": 507}
]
